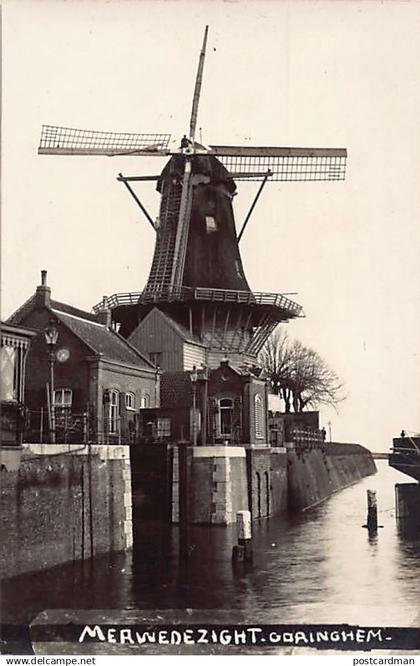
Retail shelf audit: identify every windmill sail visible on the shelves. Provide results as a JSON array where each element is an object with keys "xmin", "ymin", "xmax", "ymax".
[
  {"xmin": 38, "ymin": 125, "xmax": 171, "ymax": 156},
  {"xmin": 209, "ymin": 145, "xmax": 347, "ymax": 181}
]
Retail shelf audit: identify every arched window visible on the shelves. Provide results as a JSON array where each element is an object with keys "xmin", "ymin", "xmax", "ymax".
[
  {"xmin": 109, "ymin": 389, "xmax": 120, "ymax": 434},
  {"xmin": 219, "ymin": 398, "xmax": 234, "ymax": 437},
  {"xmin": 141, "ymin": 392, "xmax": 151, "ymax": 409},
  {"xmin": 125, "ymin": 392, "xmax": 135, "ymax": 410},
  {"xmin": 255, "ymin": 393, "xmax": 264, "ymax": 439}
]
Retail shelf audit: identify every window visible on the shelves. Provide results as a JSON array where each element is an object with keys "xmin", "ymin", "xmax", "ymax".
[
  {"xmin": 219, "ymin": 398, "xmax": 234, "ymax": 436},
  {"xmin": 54, "ymin": 388, "xmax": 72, "ymax": 409},
  {"xmin": 125, "ymin": 392, "xmax": 135, "ymax": 410},
  {"xmin": 255, "ymin": 393, "xmax": 264, "ymax": 439},
  {"xmin": 141, "ymin": 392, "xmax": 151, "ymax": 408},
  {"xmin": 0, "ymin": 346, "xmax": 17, "ymax": 401},
  {"xmin": 149, "ymin": 352, "xmax": 162, "ymax": 367},
  {"xmin": 157, "ymin": 417, "xmax": 171, "ymax": 438},
  {"xmin": 109, "ymin": 389, "xmax": 120, "ymax": 434},
  {"xmin": 205, "ymin": 216, "xmax": 217, "ymax": 233}
]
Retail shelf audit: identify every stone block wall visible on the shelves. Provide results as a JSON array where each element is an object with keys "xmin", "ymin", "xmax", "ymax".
[
  {"xmin": 287, "ymin": 443, "xmax": 377, "ymax": 511},
  {"xmin": 188, "ymin": 447, "xmax": 248, "ymax": 525},
  {"xmin": 0, "ymin": 444, "xmax": 132, "ymax": 579},
  {"xmin": 270, "ymin": 449, "xmax": 288, "ymax": 516}
]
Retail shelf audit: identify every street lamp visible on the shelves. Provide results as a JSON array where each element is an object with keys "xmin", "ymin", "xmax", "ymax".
[
  {"xmin": 44, "ymin": 319, "xmax": 58, "ymax": 443},
  {"xmin": 190, "ymin": 365, "xmax": 198, "ymax": 446},
  {"xmin": 328, "ymin": 420, "xmax": 332, "ymax": 443}
]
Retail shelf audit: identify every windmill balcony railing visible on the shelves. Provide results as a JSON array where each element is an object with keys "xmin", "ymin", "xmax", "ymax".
[{"xmin": 93, "ymin": 286, "xmax": 304, "ymax": 317}]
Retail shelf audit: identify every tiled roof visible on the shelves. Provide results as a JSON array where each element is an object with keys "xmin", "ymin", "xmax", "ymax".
[
  {"xmin": 7, "ymin": 295, "xmax": 99, "ymax": 325},
  {"xmin": 51, "ymin": 300, "xmax": 98, "ymax": 323},
  {"xmin": 7, "ymin": 295, "xmax": 37, "ymax": 325},
  {"xmin": 54, "ymin": 311, "xmax": 155, "ymax": 369}
]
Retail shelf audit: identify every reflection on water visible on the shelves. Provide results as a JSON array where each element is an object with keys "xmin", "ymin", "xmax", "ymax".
[{"xmin": 2, "ymin": 461, "xmax": 420, "ymax": 628}]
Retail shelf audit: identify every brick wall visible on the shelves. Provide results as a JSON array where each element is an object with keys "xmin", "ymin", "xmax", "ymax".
[
  {"xmin": 243, "ymin": 380, "xmax": 268, "ymax": 446},
  {"xmin": 95, "ymin": 362, "xmax": 158, "ymax": 441},
  {"xmin": 22, "ymin": 310, "xmax": 91, "ymax": 412},
  {"xmin": 247, "ymin": 448, "xmax": 271, "ymax": 519},
  {"xmin": 0, "ymin": 444, "xmax": 132, "ymax": 578}
]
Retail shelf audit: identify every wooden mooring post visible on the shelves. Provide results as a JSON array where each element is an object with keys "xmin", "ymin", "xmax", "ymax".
[
  {"xmin": 232, "ymin": 510, "xmax": 253, "ymax": 564},
  {"xmin": 363, "ymin": 489, "xmax": 378, "ymax": 531}
]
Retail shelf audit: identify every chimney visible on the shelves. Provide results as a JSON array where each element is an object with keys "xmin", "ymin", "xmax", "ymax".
[
  {"xmin": 35, "ymin": 269, "xmax": 51, "ymax": 308},
  {"xmin": 96, "ymin": 296, "xmax": 112, "ymax": 328}
]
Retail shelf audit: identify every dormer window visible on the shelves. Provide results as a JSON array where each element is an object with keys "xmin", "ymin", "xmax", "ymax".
[{"xmin": 205, "ymin": 216, "xmax": 217, "ymax": 233}]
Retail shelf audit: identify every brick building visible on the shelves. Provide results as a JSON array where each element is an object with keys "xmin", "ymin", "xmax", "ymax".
[
  {"xmin": 141, "ymin": 359, "xmax": 268, "ymax": 446},
  {"xmin": 7, "ymin": 272, "xmax": 159, "ymax": 442}
]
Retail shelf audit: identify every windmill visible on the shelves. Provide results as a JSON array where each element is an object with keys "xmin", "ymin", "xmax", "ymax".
[{"xmin": 38, "ymin": 26, "xmax": 346, "ymax": 367}]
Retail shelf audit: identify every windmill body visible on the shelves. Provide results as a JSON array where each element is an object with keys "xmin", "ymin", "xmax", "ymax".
[
  {"xmin": 97, "ymin": 150, "xmax": 303, "ymax": 368},
  {"xmin": 39, "ymin": 26, "xmax": 346, "ymax": 371}
]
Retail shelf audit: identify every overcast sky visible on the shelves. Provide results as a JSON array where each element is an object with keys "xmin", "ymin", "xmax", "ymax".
[{"xmin": 2, "ymin": 0, "xmax": 420, "ymax": 450}]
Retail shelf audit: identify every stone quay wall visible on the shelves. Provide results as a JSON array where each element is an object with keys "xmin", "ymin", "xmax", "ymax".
[
  {"xmin": 287, "ymin": 442, "xmax": 377, "ymax": 512},
  {"xmin": 132, "ymin": 442, "xmax": 375, "ymax": 525},
  {"xmin": 0, "ymin": 444, "xmax": 132, "ymax": 579}
]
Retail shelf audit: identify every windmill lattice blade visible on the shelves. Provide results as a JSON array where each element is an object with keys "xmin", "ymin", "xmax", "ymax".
[
  {"xmin": 38, "ymin": 125, "xmax": 171, "ymax": 156},
  {"xmin": 209, "ymin": 145, "xmax": 347, "ymax": 181}
]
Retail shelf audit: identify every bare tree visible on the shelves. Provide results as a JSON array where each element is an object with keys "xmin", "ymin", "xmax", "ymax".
[
  {"xmin": 260, "ymin": 329, "xmax": 345, "ymax": 412},
  {"xmin": 259, "ymin": 328, "xmax": 293, "ymax": 412}
]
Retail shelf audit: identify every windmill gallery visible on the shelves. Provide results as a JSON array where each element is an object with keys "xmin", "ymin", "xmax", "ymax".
[{"xmin": 0, "ymin": 27, "xmax": 376, "ymax": 577}]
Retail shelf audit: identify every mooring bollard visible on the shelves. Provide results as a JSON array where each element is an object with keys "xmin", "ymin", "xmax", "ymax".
[
  {"xmin": 363, "ymin": 489, "xmax": 378, "ymax": 531},
  {"xmin": 232, "ymin": 510, "xmax": 253, "ymax": 564}
]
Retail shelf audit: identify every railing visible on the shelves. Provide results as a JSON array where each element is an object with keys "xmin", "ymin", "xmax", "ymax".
[
  {"xmin": 92, "ymin": 286, "xmax": 304, "ymax": 317},
  {"xmin": 22, "ymin": 410, "xmax": 128, "ymax": 445},
  {"xmin": 24, "ymin": 409, "xmax": 89, "ymax": 444},
  {"xmin": 289, "ymin": 427, "xmax": 326, "ymax": 451}
]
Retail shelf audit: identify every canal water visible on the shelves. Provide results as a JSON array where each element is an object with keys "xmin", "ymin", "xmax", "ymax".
[{"xmin": 2, "ymin": 461, "xmax": 420, "ymax": 643}]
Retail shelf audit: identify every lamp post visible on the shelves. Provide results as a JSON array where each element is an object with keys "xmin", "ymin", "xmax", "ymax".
[
  {"xmin": 200, "ymin": 365, "xmax": 208, "ymax": 447},
  {"xmin": 328, "ymin": 420, "xmax": 332, "ymax": 443},
  {"xmin": 44, "ymin": 319, "xmax": 58, "ymax": 443},
  {"xmin": 190, "ymin": 365, "xmax": 198, "ymax": 446}
]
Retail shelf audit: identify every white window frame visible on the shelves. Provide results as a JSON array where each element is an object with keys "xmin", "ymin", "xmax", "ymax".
[
  {"xmin": 157, "ymin": 417, "xmax": 171, "ymax": 438},
  {"xmin": 109, "ymin": 389, "xmax": 120, "ymax": 434},
  {"xmin": 125, "ymin": 391, "xmax": 136, "ymax": 411},
  {"xmin": 255, "ymin": 393, "xmax": 264, "ymax": 439},
  {"xmin": 141, "ymin": 392, "xmax": 151, "ymax": 409},
  {"xmin": 219, "ymin": 397, "xmax": 234, "ymax": 437},
  {"xmin": 205, "ymin": 215, "xmax": 217, "ymax": 233},
  {"xmin": 54, "ymin": 387, "xmax": 73, "ymax": 409},
  {"xmin": 0, "ymin": 346, "xmax": 17, "ymax": 401}
]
